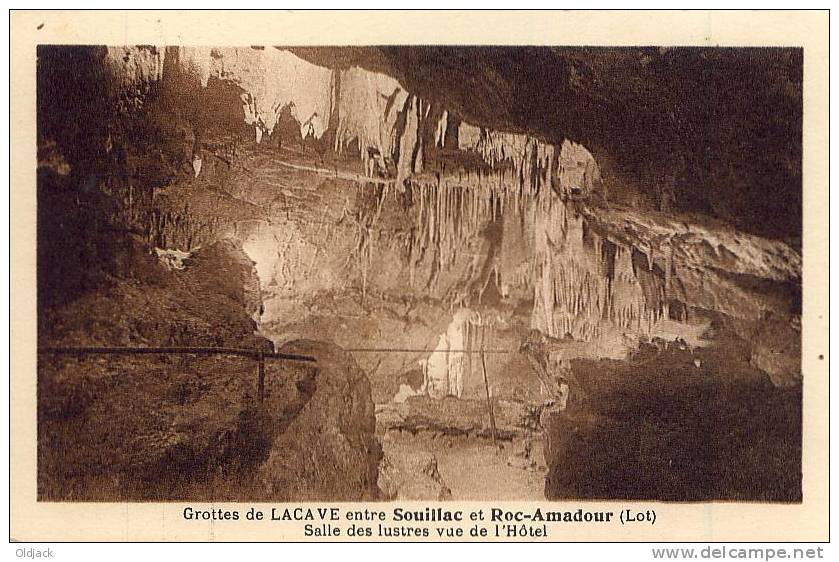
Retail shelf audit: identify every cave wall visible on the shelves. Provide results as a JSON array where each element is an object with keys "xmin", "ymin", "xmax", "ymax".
[
  {"xmin": 292, "ymin": 46, "xmax": 803, "ymax": 243},
  {"xmin": 37, "ymin": 45, "xmax": 802, "ymax": 391},
  {"xmin": 40, "ymin": 44, "xmax": 804, "ymax": 246}
]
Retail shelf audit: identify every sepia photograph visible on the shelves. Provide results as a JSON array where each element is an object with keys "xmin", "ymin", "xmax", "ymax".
[
  {"xmin": 10, "ymin": 9, "xmax": 829, "ymax": 545},
  {"xmin": 35, "ymin": 43, "xmax": 804, "ymax": 503}
]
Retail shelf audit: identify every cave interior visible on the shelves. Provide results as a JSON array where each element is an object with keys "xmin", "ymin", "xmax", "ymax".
[{"xmin": 36, "ymin": 45, "xmax": 802, "ymax": 502}]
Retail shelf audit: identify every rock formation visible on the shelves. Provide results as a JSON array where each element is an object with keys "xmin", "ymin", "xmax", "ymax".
[
  {"xmin": 37, "ymin": 44, "xmax": 803, "ymax": 501},
  {"xmin": 94, "ymin": 45, "xmax": 800, "ymax": 388},
  {"xmin": 256, "ymin": 340, "xmax": 381, "ymax": 501}
]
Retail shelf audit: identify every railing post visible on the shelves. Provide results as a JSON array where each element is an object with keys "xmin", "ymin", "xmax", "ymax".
[
  {"xmin": 480, "ymin": 325, "xmax": 499, "ymax": 450},
  {"xmin": 257, "ymin": 350, "xmax": 265, "ymax": 403}
]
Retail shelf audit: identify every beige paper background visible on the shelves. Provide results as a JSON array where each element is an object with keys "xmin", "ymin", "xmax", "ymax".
[{"xmin": 9, "ymin": 10, "xmax": 829, "ymax": 542}]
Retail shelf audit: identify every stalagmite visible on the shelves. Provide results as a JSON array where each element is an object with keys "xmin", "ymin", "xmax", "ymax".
[{"xmin": 423, "ymin": 309, "xmax": 481, "ymax": 399}]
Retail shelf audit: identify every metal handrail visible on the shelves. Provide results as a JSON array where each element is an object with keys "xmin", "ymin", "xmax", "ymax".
[
  {"xmin": 38, "ymin": 345, "xmax": 514, "ymax": 357},
  {"xmin": 36, "ymin": 345, "xmax": 516, "ymax": 404},
  {"xmin": 37, "ymin": 346, "xmax": 317, "ymax": 403},
  {"xmin": 37, "ymin": 346, "xmax": 316, "ymax": 363}
]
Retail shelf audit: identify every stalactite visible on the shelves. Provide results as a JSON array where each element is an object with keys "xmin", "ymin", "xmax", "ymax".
[
  {"xmin": 99, "ymin": 47, "xmax": 787, "ymax": 354},
  {"xmin": 395, "ymin": 95, "xmax": 420, "ymax": 188},
  {"xmin": 333, "ymin": 66, "xmax": 408, "ymax": 161},
  {"xmin": 106, "ymin": 46, "xmax": 167, "ymax": 88},
  {"xmin": 147, "ymin": 49, "xmax": 687, "ymax": 345}
]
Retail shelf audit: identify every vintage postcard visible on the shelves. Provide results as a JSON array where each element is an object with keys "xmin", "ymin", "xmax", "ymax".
[{"xmin": 9, "ymin": 10, "xmax": 829, "ymax": 543}]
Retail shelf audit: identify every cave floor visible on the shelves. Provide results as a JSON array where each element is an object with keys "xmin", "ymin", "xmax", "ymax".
[{"xmin": 380, "ymin": 428, "xmax": 547, "ymax": 501}]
